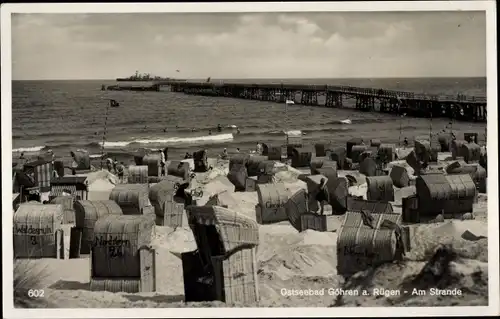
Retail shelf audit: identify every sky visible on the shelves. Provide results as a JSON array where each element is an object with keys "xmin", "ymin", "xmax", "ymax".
[{"xmin": 11, "ymin": 11, "xmax": 486, "ymax": 80}]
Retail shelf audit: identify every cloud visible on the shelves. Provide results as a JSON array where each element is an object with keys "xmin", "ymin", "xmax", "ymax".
[{"xmin": 11, "ymin": 11, "xmax": 486, "ymax": 80}]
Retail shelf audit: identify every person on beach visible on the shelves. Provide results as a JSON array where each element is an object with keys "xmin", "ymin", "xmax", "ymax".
[
  {"xmin": 159, "ymin": 149, "xmax": 166, "ymax": 176},
  {"xmin": 403, "ymin": 137, "xmax": 409, "ymax": 147},
  {"xmin": 70, "ymin": 151, "xmax": 78, "ymax": 175},
  {"xmin": 47, "ymin": 149, "xmax": 55, "ymax": 162},
  {"xmin": 113, "ymin": 159, "xmax": 118, "ymax": 173},
  {"xmin": 256, "ymin": 142, "xmax": 263, "ymax": 155},
  {"xmin": 184, "ymin": 152, "xmax": 192, "ymax": 159},
  {"xmin": 220, "ymin": 148, "xmax": 228, "ymax": 160},
  {"xmin": 116, "ymin": 162, "xmax": 125, "ymax": 182},
  {"xmin": 106, "ymin": 158, "xmax": 114, "ymax": 173},
  {"xmin": 50, "ymin": 152, "xmax": 59, "ymax": 179},
  {"xmin": 19, "ymin": 152, "xmax": 25, "ymax": 160},
  {"xmin": 316, "ymin": 178, "xmax": 329, "ymax": 215}
]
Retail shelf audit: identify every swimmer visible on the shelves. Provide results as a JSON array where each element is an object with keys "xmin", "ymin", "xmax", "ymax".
[
  {"xmin": 208, "ymin": 130, "xmax": 212, "ymax": 135},
  {"xmin": 236, "ymin": 128, "xmax": 241, "ymax": 134}
]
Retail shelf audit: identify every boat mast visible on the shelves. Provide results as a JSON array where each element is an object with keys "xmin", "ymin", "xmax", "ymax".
[{"xmin": 100, "ymin": 100, "xmax": 110, "ymax": 169}]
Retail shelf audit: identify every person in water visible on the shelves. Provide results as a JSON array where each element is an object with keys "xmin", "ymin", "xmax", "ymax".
[
  {"xmin": 403, "ymin": 137, "xmax": 409, "ymax": 147},
  {"xmin": 236, "ymin": 128, "xmax": 241, "ymax": 134},
  {"xmin": 236, "ymin": 148, "xmax": 240, "ymax": 153},
  {"xmin": 19, "ymin": 152, "xmax": 25, "ymax": 160},
  {"xmin": 217, "ymin": 124, "xmax": 222, "ymax": 132},
  {"xmin": 316, "ymin": 178, "xmax": 329, "ymax": 215},
  {"xmin": 208, "ymin": 130, "xmax": 212, "ymax": 135},
  {"xmin": 184, "ymin": 152, "xmax": 191, "ymax": 159}
]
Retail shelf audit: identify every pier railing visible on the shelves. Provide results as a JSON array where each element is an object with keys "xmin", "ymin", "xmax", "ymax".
[{"xmin": 102, "ymin": 80, "xmax": 487, "ymax": 122}]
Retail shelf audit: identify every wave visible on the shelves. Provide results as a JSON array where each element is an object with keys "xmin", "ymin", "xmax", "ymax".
[
  {"xmin": 302, "ymin": 127, "xmax": 352, "ymax": 134},
  {"xmin": 284, "ymin": 130, "xmax": 302, "ymax": 136},
  {"xmin": 326, "ymin": 118, "xmax": 386, "ymax": 125},
  {"xmin": 12, "ymin": 146, "xmax": 47, "ymax": 153},
  {"xmin": 100, "ymin": 133, "xmax": 234, "ymax": 148}
]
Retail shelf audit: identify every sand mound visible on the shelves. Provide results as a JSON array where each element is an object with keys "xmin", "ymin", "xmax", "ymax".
[
  {"xmin": 258, "ymin": 229, "xmax": 337, "ymax": 280},
  {"xmin": 274, "ymin": 166, "xmax": 304, "ymax": 183},
  {"xmin": 191, "ymin": 162, "xmax": 229, "ymax": 185},
  {"xmin": 190, "ymin": 176, "xmax": 235, "ymax": 206},
  {"xmin": 227, "ymin": 191, "xmax": 259, "ymax": 220},
  {"xmin": 282, "ymin": 180, "xmax": 308, "ymax": 194},
  {"xmin": 406, "ymin": 221, "xmax": 488, "ymax": 262},
  {"xmin": 336, "ymin": 244, "xmax": 488, "ymax": 307},
  {"xmin": 84, "ymin": 170, "xmax": 118, "ymax": 200},
  {"xmin": 85, "ymin": 169, "xmax": 119, "ymax": 186},
  {"xmin": 152, "ymin": 226, "xmax": 197, "ymax": 254}
]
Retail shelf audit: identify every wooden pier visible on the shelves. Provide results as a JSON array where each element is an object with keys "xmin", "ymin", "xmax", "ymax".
[{"xmin": 165, "ymin": 81, "xmax": 487, "ymax": 123}]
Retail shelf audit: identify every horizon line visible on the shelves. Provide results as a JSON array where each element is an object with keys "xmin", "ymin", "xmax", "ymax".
[{"xmin": 12, "ymin": 75, "xmax": 488, "ymax": 81}]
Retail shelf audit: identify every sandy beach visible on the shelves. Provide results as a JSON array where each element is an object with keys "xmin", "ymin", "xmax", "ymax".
[
  {"xmin": 13, "ymin": 154, "xmax": 489, "ymax": 308},
  {"xmin": 8, "ymin": 9, "xmax": 492, "ymax": 312}
]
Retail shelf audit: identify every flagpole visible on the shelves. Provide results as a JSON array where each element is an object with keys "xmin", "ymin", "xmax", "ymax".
[
  {"xmin": 100, "ymin": 100, "xmax": 110, "ymax": 170},
  {"xmin": 429, "ymin": 106, "xmax": 433, "ymax": 147},
  {"xmin": 285, "ymin": 99, "xmax": 289, "ymax": 148},
  {"xmin": 397, "ymin": 95, "xmax": 402, "ymax": 147}
]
